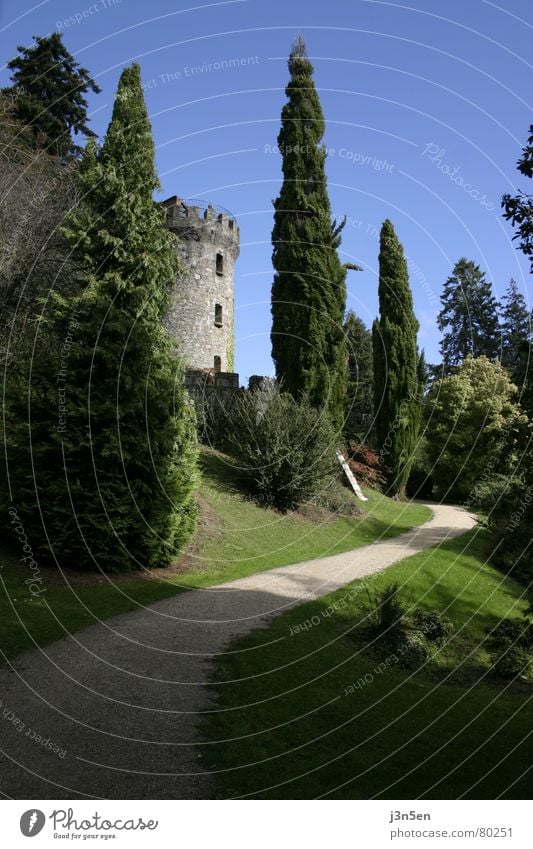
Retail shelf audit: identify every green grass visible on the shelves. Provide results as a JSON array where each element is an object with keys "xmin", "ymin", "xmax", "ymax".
[
  {"xmin": 0, "ymin": 449, "xmax": 431, "ymax": 662},
  {"xmin": 203, "ymin": 528, "xmax": 532, "ymax": 799}
]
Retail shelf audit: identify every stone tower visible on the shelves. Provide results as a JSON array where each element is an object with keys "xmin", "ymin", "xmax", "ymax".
[{"xmin": 162, "ymin": 196, "xmax": 240, "ymax": 378}]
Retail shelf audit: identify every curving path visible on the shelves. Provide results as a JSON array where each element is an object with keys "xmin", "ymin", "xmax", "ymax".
[{"xmin": 0, "ymin": 502, "xmax": 476, "ymax": 799}]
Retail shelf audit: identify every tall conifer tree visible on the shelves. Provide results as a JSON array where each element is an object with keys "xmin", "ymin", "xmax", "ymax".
[
  {"xmin": 372, "ymin": 220, "xmax": 420, "ymax": 497},
  {"xmin": 2, "ymin": 65, "xmax": 198, "ymax": 571},
  {"xmin": 3, "ymin": 32, "xmax": 100, "ymax": 157},
  {"xmin": 344, "ymin": 310, "xmax": 374, "ymax": 443},
  {"xmin": 437, "ymin": 258, "xmax": 500, "ymax": 369},
  {"xmin": 500, "ymin": 278, "xmax": 532, "ymax": 386},
  {"xmin": 271, "ymin": 37, "xmax": 347, "ymax": 430}
]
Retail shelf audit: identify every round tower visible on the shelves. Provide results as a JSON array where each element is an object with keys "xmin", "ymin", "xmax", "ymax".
[{"xmin": 162, "ymin": 196, "xmax": 240, "ymax": 376}]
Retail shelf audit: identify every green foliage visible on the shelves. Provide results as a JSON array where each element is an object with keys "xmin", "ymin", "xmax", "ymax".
[
  {"xmin": 194, "ymin": 389, "xmax": 237, "ymax": 450},
  {"xmin": 486, "ymin": 619, "xmax": 533, "ymax": 679},
  {"xmin": 363, "ymin": 584, "xmax": 453, "ymax": 667},
  {"xmin": 469, "ymin": 473, "xmax": 514, "ymax": 512},
  {"xmin": 502, "ymin": 123, "xmax": 533, "ymax": 273},
  {"xmin": 365, "ymin": 583, "xmax": 406, "ymax": 634},
  {"xmin": 226, "ymin": 383, "xmax": 337, "ymax": 510},
  {"xmin": 372, "ymin": 220, "xmax": 421, "ymax": 497},
  {"xmin": 437, "ymin": 258, "xmax": 500, "ymax": 369},
  {"xmin": 3, "ymin": 32, "xmax": 100, "ymax": 158},
  {"xmin": 1, "ymin": 64, "xmax": 198, "ymax": 571},
  {"xmin": 425, "ymin": 356, "xmax": 527, "ymax": 502},
  {"xmin": 411, "ymin": 608, "xmax": 454, "ymax": 646},
  {"xmin": 500, "ymin": 278, "xmax": 532, "ymax": 387},
  {"xmin": 344, "ymin": 310, "xmax": 374, "ymax": 442},
  {"xmin": 405, "ymin": 434, "xmax": 434, "ymax": 499},
  {"xmin": 489, "ymin": 452, "xmax": 533, "ymax": 588},
  {"xmin": 271, "ymin": 38, "xmax": 347, "ymax": 430}
]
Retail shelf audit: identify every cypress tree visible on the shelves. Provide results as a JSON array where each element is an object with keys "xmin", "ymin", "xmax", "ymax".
[
  {"xmin": 372, "ymin": 220, "xmax": 420, "ymax": 497},
  {"xmin": 500, "ymin": 278, "xmax": 532, "ymax": 386},
  {"xmin": 344, "ymin": 310, "xmax": 374, "ymax": 443},
  {"xmin": 271, "ymin": 37, "xmax": 347, "ymax": 430},
  {"xmin": 3, "ymin": 32, "xmax": 100, "ymax": 157},
  {"xmin": 1, "ymin": 64, "xmax": 198, "ymax": 571},
  {"xmin": 437, "ymin": 258, "xmax": 500, "ymax": 369}
]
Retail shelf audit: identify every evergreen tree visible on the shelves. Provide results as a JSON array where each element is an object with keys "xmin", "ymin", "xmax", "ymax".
[
  {"xmin": 502, "ymin": 124, "xmax": 533, "ymax": 273},
  {"xmin": 1, "ymin": 64, "xmax": 198, "ymax": 571},
  {"xmin": 344, "ymin": 310, "xmax": 373, "ymax": 443},
  {"xmin": 500, "ymin": 278, "xmax": 532, "ymax": 386},
  {"xmin": 3, "ymin": 32, "xmax": 100, "ymax": 157},
  {"xmin": 372, "ymin": 220, "xmax": 421, "ymax": 497},
  {"xmin": 437, "ymin": 258, "xmax": 500, "ymax": 369},
  {"xmin": 271, "ymin": 37, "xmax": 347, "ymax": 430}
]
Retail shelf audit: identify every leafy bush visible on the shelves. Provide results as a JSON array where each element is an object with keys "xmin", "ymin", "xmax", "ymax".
[
  {"xmin": 363, "ymin": 585, "xmax": 452, "ymax": 667},
  {"xmin": 194, "ymin": 389, "xmax": 237, "ymax": 450},
  {"xmin": 346, "ymin": 443, "xmax": 386, "ymax": 491},
  {"xmin": 411, "ymin": 609, "xmax": 453, "ymax": 646},
  {"xmin": 469, "ymin": 474, "xmax": 514, "ymax": 513},
  {"xmin": 367, "ymin": 583, "xmax": 406, "ymax": 633},
  {"xmin": 226, "ymin": 385, "xmax": 337, "ymax": 510},
  {"xmin": 486, "ymin": 619, "xmax": 533, "ymax": 679}
]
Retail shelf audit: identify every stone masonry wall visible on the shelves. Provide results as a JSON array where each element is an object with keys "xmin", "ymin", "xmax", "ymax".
[{"xmin": 163, "ymin": 197, "xmax": 240, "ymax": 373}]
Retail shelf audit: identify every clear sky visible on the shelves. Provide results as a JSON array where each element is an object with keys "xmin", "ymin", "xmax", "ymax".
[{"xmin": 1, "ymin": 0, "xmax": 531, "ymax": 384}]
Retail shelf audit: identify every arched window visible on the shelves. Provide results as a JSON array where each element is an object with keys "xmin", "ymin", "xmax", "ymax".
[
  {"xmin": 214, "ymin": 356, "xmax": 222, "ymax": 372},
  {"xmin": 216, "ymin": 253, "xmax": 224, "ymax": 275},
  {"xmin": 214, "ymin": 303, "xmax": 223, "ymax": 326}
]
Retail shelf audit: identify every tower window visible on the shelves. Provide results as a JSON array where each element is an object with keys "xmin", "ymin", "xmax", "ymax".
[
  {"xmin": 214, "ymin": 303, "xmax": 223, "ymax": 327},
  {"xmin": 216, "ymin": 253, "xmax": 224, "ymax": 275},
  {"xmin": 214, "ymin": 356, "xmax": 221, "ymax": 372}
]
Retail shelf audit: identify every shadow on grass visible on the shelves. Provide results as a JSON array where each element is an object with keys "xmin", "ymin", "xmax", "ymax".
[{"xmin": 199, "ymin": 448, "xmax": 253, "ymax": 496}]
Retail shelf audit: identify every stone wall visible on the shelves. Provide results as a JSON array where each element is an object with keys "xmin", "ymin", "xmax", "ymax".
[{"xmin": 162, "ymin": 196, "xmax": 239, "ymax": 373}]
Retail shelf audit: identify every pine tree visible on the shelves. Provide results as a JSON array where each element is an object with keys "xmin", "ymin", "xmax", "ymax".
[
  {"xmin": 344, "ymin": 310, "xmax": 373, "ymax": 443},
  {"xmin": 372, "ymin": 220, "xmax": 421, "ymax": 497},
  {"xmin": 500, "ymin": 278, "xmax": 532, "ymax": 386},
  {"xmin": 271, "ymin": 37, "xmax": 347, "ymax": 430},
  {"xmin": 1, "ymin": 64, "xmax": 198, "ymax": 571},
  {"xmin": 437, "ymin": 258, "xmax": 500, "ymax": 369},
  {"xmin": 502, "ymin": 124, "xmax": 533, "ymax": 273},
  {"xmin": 3, "ymin": 32, "xmax": 100, "ymax": 157}
]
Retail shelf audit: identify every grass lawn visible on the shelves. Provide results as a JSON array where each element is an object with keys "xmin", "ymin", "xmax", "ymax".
[
  {"xmin": 0, "ymin": 449, "xmax": 431, "ymax": 662},
  {"xmin": 203, "ymin": 528, "xmax": 532, "ymax": 799}
]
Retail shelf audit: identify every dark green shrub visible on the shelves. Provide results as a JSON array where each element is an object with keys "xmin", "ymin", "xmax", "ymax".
[
  {"xmin": 363, "ymin": 587, "xmax": 451, "ymax": 667},
  {"xmin": 489, "ymin": 473, "xmax": 532, "ymax": 587},
  {"xmin": 364, "ymin": 584, "xmax": 408, "ymax": 642},
  {"xmin": 470, "ymin": 474, "xmax": 513, "ymax": 512},
  {"xmin": 194, "ymin": 390, "xmax": 237, "ymax": 450},
  {"xmin": 486, "ymin": 620, "xmax": 533, "ymax": 679},
  {"xmin": 411, "ymin": 608, "xmax": 454, "ymax": 646},
  {"xmin": 226, "ymin": 385, "xmax": 337, "ymax": 510}
]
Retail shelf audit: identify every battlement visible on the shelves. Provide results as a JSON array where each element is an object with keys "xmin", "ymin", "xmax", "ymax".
[{"xmin": 162, "ymin": 195, "xmax": 240, "ymax": 250}]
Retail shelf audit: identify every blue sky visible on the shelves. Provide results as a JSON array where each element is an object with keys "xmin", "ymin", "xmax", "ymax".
[{"xmin": 1, "ymin": 0, "xmax": 531, "ymax": 383}]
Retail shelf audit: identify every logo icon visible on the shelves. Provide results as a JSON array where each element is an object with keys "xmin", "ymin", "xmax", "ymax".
[{"xmin": 20, "ymin": 810, "xmax": 45, "ymax": 837}]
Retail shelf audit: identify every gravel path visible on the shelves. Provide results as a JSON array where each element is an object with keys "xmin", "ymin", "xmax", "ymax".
[{"xmin": 0, "ymin": 502, "xmax": 476, "ymax": 799}]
